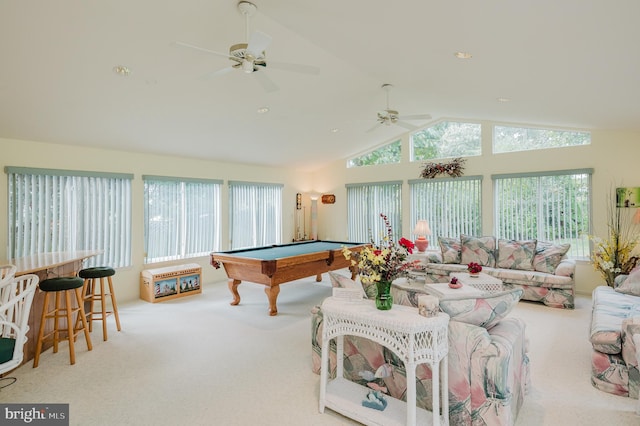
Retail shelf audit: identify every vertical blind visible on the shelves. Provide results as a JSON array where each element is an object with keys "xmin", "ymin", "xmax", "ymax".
[
  {"xmin": 346, "ymin": 181, "xmax": 402, "ymax": 243},
  {"xmin": 6, "ymin": 167, "xmax": 133, "ymax": 268},
  {"xmin": 409, "ymin": 176, "xmax": 482, "ymax": 246},
  {"xmin": 493, "ymin": 169, "xmax": 592, "ymax": 258},
  {"xmin": 143, "ymin": 176, "xmax": 221, "ymax": 263},
  {"xmin": 229, "ymin": 181, "xmax": 283, "ymax": 249}
]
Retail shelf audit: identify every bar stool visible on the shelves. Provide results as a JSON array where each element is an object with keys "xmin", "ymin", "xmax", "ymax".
[
  {"xmin": 79, "ymin": 267, "xmax": 121, "ymax": 341},
  {"xmin": 33, "ymin": 277, "xmax": 92, "ymax": 367}
]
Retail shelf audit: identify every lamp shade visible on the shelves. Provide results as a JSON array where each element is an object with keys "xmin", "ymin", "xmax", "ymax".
[{"xmin": 413, "ymin": 220, "xmax": 431, "ymax": 236}]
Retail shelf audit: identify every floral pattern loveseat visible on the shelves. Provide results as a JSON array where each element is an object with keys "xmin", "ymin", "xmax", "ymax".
[
  {"xmin": 415, "ymin": 235, "xmax": 576, "ymax": 309},
  {"xmin": 311, "ymin": 273, "xmax": 531, "ymax": 425}
]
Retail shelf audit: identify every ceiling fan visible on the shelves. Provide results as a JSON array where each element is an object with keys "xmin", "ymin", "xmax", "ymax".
[
  {"xmin": 174, "ymin": 1, "xmax": 320, "ymax": 93},
  {"xmin": 367, "ymin": 84, "xmax": 432, "ymax": 133}
]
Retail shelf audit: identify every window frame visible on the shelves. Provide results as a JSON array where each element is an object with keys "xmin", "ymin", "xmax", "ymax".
[
  {"xmin": 345, "ymin": 181, "xmax": 402, "ymax": 242},
  {"xmin": 409, "ymin": 176, "xmax": 483, "ymax": 246},
  {"xmin": 143, "ymin": 175, "xmax": 222, "ymax": 264},
  {"xmin": 6, "ymin": 166, "xmax": 133, "ymax": 268},
  {"xmin": 492, "ymin": 169, "xmax": 593, "ymax": 259}
]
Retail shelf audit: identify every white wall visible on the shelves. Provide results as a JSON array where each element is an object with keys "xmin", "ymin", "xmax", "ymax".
[
  {"xmin": 3, "ymin": 124, "xmax": 639, "ymax": 302},
  {"xmin": 0, "ymin": 137, "xmax": 314, "ymax": 302},
  {"xmin": 311, "ymin": 123, "xmax": 640, "ymax": 296}
]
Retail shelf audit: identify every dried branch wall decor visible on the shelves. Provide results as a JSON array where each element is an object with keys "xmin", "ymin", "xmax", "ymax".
[{"xmin": 420, "ymin": 157, "xmax": 466, "ymax": 179}]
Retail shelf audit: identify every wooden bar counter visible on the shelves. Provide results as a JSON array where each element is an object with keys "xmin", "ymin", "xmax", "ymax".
[{"xmin": 7, "ymin": 250, "xmax": 102, "ymax": 366}]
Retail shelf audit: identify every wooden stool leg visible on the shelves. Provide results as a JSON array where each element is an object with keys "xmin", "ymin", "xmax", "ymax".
[
  {"xmin": 33, "ymin": 292, "xmax": 50, "ymax": 368},
  {"xmin": 53, "ymin": 292, "xmax": 61, "ymax": 354},
  {"xmin": 100, "ymin": 277, "xmax": 108, "ymax": 340},
  {"xmin": 65, "ymin": 290, "xmax": 76, "ymax": 365},
  {"xmin": 107, "ymin": 276, "xmax": 122, "ymax": 332},
  {"xmin": 87, "ymin": 278, "xmax": 95, "ymax": 332},
  {"xmin": 75, "ymin": 287, "xmax": 92, "ymax": 352}
]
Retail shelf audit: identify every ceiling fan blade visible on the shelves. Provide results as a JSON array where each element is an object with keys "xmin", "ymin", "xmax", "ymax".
[
  {"xmin": 173, "ymin": 41, "xmax": 231, "ymax": 60},
  {"xmin": 198, "ymin": 66, "xmax": 234, "ymax": 80},
  {"xmin": 396, "ymin": 121, "xmax": 418, "ymax": 131},
  {"xmin": 397, "ymin": 113, "xmax": 432, "ymax": 121},
  {"xmin": 246, "ymin": 31, "xmax": 272, "ymax": 58},
  {"xmin": 252, "ymin": 70, "xmax": 279, "ymax": 93},
  {"xmin": 268, "ymin": 61, "xmax": 320, "ymax": 75},
  {"xmin": 366, "ymin": 123, "xmax": 381, "ymax": 133}
]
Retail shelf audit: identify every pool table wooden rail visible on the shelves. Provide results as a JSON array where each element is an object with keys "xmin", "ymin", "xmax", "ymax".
[{"xmin": 210, "ymin": 241, "xmax": 368, "ymax": 316}]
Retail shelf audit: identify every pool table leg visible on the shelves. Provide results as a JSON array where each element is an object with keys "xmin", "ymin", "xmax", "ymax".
[
  {"xmin": 228, "ymin": 279, "xmax": 242, "ymax": 306},
  {"xmin": 264, "ymin": 284, "xmax": 281, "ymax": 316}
]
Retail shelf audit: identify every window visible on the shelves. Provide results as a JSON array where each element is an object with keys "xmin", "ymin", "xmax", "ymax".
[
  {"xmin": 493, "ymin": 125, "xmax": 590, "ymax": 153},
  {"xmin": 409, "ymin": 177, "xmax": 483, "ymax": 246},
  {"xmin": 346, "ymin": 181, "xmax": 402, "ymax": 242},
  {"xmin": 411, "ymin": 121, "xmax": 481, "ymax": 161},
  {"xmin": 347, "ymin": 140, "xmax": 401, "ymax": 168},
  {"xmin": 493, "ymin": 169, "xmax": 592, "ymax": 258},
  {"xmin": 143, "ymin": 176, "xmax": 221, "ymax": 263},
  {"xmin": 6, "ymin": 167, "xmax": 132, "ymax": 268},
  {"xmin": 229, "ymin": 181, "xmax": 283, "ymax": 249}
]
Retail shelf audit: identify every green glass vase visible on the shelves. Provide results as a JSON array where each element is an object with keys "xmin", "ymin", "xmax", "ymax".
[{"xmin": 375, "ymin": 280, "xmax": 393, "ymax": 310}]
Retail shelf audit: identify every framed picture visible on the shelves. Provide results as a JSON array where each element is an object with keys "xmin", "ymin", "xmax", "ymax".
[
  {"xmin": 154, "ymin": 278, "xmax": 178, "ymax": 298},
  {"xmin": 179, "ymin": 274, "xmax": 201, "ymax": 293},
  {"xmin": 616, "ymin": 187, "xmax": 640, "ymax": 207}
]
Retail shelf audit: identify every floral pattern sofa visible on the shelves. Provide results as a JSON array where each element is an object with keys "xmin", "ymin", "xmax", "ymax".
[
  {"xmin": 415, "ymin": 235, "xmax": 576, "ymax": 309},
  {"xmin": 589, "ymin": 270, "xmax": 640, "ymax": 399},
  {"xmin": 311, "ymin": 273, "xmax": 531, "ymax": 425}
]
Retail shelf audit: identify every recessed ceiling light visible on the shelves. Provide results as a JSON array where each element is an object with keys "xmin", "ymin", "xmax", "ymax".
[
  {"xmin": 112, "ymin": 65, "xmax": 130, "ymax": 76},
  {"xmin": 497, "ymin": 97, "xmax": 511, "ymax": 103},
  {"xmin": 330, "ymin": 128, "xmax": 339, "ymax": 133},
  {"xmin": 257, "ymin": 107, "xmax": 269, "ymax": 114},
  {"xmin": 454, "ymin": 52, "xmax": 472, "ymax": 59}
]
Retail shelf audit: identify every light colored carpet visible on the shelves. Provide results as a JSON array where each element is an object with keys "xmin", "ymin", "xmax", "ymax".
[{"xmin": 1, "ymin": 275, "xmax": 639, "ymax": 425}]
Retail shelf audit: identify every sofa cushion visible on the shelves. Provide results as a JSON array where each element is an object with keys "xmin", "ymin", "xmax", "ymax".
[
  {"xmin": 439, "ymin": 236, "xmax": 461, "ymax": 264},
  {"xmin": 438, "ymin": 287, "xmax": 524, "ymax": 329},
  {"xmin": 461, "ymin": 235, "xmax": 496, "ymax": 267},
  {"xmin": 328, "ymin": 272, "xmax": 368, "ymax": 299},
  {"xmin": 615, "ymin": 266, "xmax": 640, "ymax": 296},
  {"xmin": 497, "ymin": 239, "xmax": 536, "ymax": 271},
  {"xmin": 532, "ymin": 241, "xmax": 571, "ymax": 274}
]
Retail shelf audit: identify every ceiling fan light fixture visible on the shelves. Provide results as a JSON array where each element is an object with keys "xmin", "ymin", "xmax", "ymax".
[
  {"xmin": 112, "ymin": 65, "xmax": 130, "ymax": 76},
  {"xmin": 454, "ymin": 51, "xmax": 472, "ymax": 59}
]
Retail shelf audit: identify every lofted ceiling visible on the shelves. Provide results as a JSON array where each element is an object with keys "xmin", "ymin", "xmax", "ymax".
[{"xmin": 1, "ymin": 1, "xmax": 639, "ymax": 171}]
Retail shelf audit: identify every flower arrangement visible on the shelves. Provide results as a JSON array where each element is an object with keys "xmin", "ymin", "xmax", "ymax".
[
  {"xmin": 342, "ymin": 213, "xmax": 418, "ymax": 286},
  {"xmin": 467, "ymin": 262, "xmax": 483, "ymax": 274},
  {"xmin": 590, "ymin": 199, "xmax": 639, "ymax": 287}
]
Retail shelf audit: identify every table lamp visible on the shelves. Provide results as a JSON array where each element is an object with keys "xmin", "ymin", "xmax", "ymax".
[{"xmin": 413, "ymin": 220, "xmax": 431, "ymax": 253}]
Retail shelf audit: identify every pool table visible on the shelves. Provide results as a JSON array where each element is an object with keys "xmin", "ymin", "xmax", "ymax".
[{"xmin": 210, "ymin": 240, "xmax": 367, "ymax": 316}]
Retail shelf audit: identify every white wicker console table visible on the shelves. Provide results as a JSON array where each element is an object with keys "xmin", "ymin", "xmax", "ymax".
[{"xmin": 319, "ymin": 297, "xmax": 450, "ymax": 426}]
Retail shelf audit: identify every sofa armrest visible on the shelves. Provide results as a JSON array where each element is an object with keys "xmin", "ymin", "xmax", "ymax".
[
  {"xmin": 554, "ymin": 258, "xmax": 576, "ymax": 277},
  {"xmin": 621, "ymin": 316, "xmax": 640, "ymax": 367}
]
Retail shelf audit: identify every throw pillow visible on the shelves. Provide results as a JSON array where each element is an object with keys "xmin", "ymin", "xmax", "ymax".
[
  {"xmin": 615, "ymin": 266, "xmax": 640, "ymax": 297},
  {"xmin": 532, "ymin": 241, "xmax": 571, "ymax": 274},
  {"xmin": 328, "ymin": 272, "xmax": 367, "ymax": 298},
  {"xmin": 460, "ymin": 235, "xmax": 497, "ymax": 267},
  {"xmin": 496, "ymin": 239, "xmax": 537, "ymax": 271},
  {"xmin": 439, "ymin": 236, "xmax": 461, "ymax": 264},
  {"xmin": 438, "ymin": 288, "xmax": 524, "ymax": 329}
]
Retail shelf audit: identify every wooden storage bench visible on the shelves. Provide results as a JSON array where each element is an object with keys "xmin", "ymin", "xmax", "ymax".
[{"xmin": 140, "ymin": 263, "xmax": 202, "ymax": 303}]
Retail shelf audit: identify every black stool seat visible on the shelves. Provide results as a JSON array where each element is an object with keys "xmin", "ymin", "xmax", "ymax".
[
  {"xmin": 79, "ymin": 267, "xmax": 115, "ymax": 279},
  {"xmin": 39, "ymin": 277, "xmax": 84, "ymax": 292}
]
